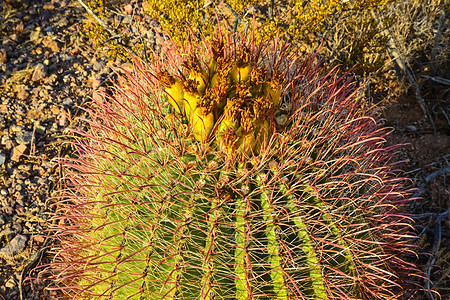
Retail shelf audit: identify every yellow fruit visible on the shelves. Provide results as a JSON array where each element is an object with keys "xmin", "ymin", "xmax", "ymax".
[
  {"xmin": 217, "ymin": 116, "xmax": 238, "ymax": 134},
  {"xmin": 191, "ymin": 109, "xmax": 215, "ymax": 141},
  {"xmin": 166, "ymin": 80, "xmax": 184, "ymax": 115},
  {"xmin": 231, "ymin": 64, "xmax": 252, "ymax": 82},
  {"xmin": 209, "ymin": 72, "xmax": 219, "ymax": 88},
  {"xmin": 236, "ymin": 127, "xmax": 256, "ymax": 155},
  {"xmin": 183, "ymin": 91, "xmax": 200, "ymax": 118},
  {"xmin": 188, "ymin": 72, "xmax": 207, "ymax": 94},
  {"xmin": 264, "ymin": 83, "xmax": 282, "ymax": 106}
]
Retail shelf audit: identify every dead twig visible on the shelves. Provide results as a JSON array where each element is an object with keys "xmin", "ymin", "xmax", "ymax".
[
  {"xmin": 413, "ymin": 165, "xmax": 450, "ymax": 198},
  {"xmin": 425, "ymin": 212, "xmax": 446, "ymax": 300},
  {"xmin": 204, "ymin": 0, "xmax": 247, "ymax": 33},
  {"xmin": 76, "ymin": 0, "xmax": 139, "ymax": 57},
  {"xmin": 19, "ymin": 237, "xmax": 53, "ymax": 300},
  {"xmin": 430, "ymin": 12, "xmax": 446, "ymax": 75},
  {"xmin": 414, "ymin": 211, "xmax": 449, "ymax": 220},
  {"xmin": 77, "ymin": 0, "xmax": 116, "ymax": 37},
  {"xmin": 371, "ymin": 11, "xmax": 430, "ymax": 120},
  {"xmin": 421, "ymin": 75, "xmax": 450, "ymax": 86},
  {"xmin": 404, "ymin": 154, "xmax": 450, "ymax": 175}
]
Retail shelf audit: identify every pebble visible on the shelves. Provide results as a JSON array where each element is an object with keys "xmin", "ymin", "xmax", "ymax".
[
  {"xmin": 43, "ymin": 38, "xmax": 60, "ymax": 52},
  {"xmin": 10, "ymin": 144, "xmax": 28, "ymax": 161},
  {"xmin": 59, "ymin": 114, "xmax": 69, "ymax": 127},
  {"xmin": 17, "ymin": 89, "xmax": 29, "ymax": 100},
  {"xmin": 93, "ymin": 60, "xmax": 106, "ymax": 72},
  {"xmin": 16, "ymin": 131, "xmax": 34, "ymax": 145},
  {"xmin": 44, "ymin": 73, "xmax": 58, "ymax": 86},
  {"xmin": 0, "ymin": 234, "xmax": 27, "ymax": 261},
  {"xmin": 0, "ymin": 153, "xmax": 5, "ymax": 165},
  {"xmin": 31, "ymin": 63, "xmax": 47, "ymax": 82},
  {"xmin": 34, "ymin": 124, "xmax": 46, "ymax": 135},
  {"xmin": 9, "ymin": 125, "xmax": 23, "ymax": 133},
  {"xmin": 0, "ymin": 48, "xmax": 7, "ymax": 64},
  {"xmin": 29, "ymin": 27, "xmax": 42, "ymax": 43}
]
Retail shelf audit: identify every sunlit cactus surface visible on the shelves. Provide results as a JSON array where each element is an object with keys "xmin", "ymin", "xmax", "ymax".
[{"xmin": 46, "ymin": 26, "xmax": 420, "ymax": 299}]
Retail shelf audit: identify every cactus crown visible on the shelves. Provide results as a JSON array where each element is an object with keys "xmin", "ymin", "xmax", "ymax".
[
  {"xmin": 155, "ymin": 32, "xmax": 285, "ymax": 158},
  {"xmin": 45, "ymin": 24, "xmax": 420, "ymax": 300}
]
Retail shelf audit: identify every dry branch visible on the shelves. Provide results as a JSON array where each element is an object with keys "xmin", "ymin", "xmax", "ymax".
[
  {"xmin": 76, "ymin": 0, "xmax": 139, "ymax": 57},
  {"xmin": 414, "ymin": 165, "xmax": 450, "ymax": 198},
  {"xmin": 371, "ymin": 11, "xmax": 430, "ymax": 119}
]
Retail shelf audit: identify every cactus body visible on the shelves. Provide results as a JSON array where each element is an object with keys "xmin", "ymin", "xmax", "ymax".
[{"xmin": 46, "ymin": 27, "xmax": 420, "ymax": 299}]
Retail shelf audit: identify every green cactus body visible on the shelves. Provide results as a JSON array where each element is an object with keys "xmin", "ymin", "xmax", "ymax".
[{"xmin": 46, "ymin": 26, "xmax": 421, "ymax": 299}]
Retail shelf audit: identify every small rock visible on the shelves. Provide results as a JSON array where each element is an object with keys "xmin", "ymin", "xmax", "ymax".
[
  {"xmin": 50, "ymin": 105, "xmax": 60, "ymax": 115},
  {"xmin": 43, "ymin": 39, "xmax": 60, "ymax": 52},
  {"xmin": 10, "ymin": 144, "xmax": 27, "ymax": 161},
  {"xmin": 15, "ymin": 172, "xmax": 29, "ymax": 180},
  {"xmin": 30, "ymin": 27, "xmax": 42, "ymax": 43},
  {"xmin": 93, "ymin": 60, "xmax": 106, "ymax": 72},
  {"xmin": 33, "ymin": 234, "xmax": 45, "ymax": 243},
  {"xmin": 10, "ymin": 125, "xmax": 23, "ymax": 133},
  {"xmin": 5, "ymin": 206, "xmax": 13, "ymax": 215},
  {"xmin": 17, "ymin": 89, "xmax": 29, "ymax": 100},
  {"xmin": 9, "ymin": 33, "xmax": 19, "ymax": 42},
  {"xmin": 16, "ymin": 131, "xmax": 34, "ymax": 144},
  {"xmin": 92, "ymin": 74, "xmax": 102, "ymax": 90},
  {"xmin": 0, "ymin": 234, "xmax": 27, "ymax": 261},
  {"xmin": 15, "ymin": 20, "xmax": 24, "ymax": 34},
  {"xmin": 0, "ymin": 153, "xmax": 5, "ymax": 165},
  {"xmin": 406, "ymin": 125, "xmax": 418, "ymax": 132},
  {"xmin": 34, "ymin": 124, "xmax": 46, "ymax": 135},
  {"xmin": 59, "ymin": 114, "xmax": 69, "ymax": 127},
  {"xmin": 57, "ymin": 17, "xmax": 69, "ymax": 27},
  {"xmin": 44, "ymin": 73, "xmax": 58, "ymax": 86},
  {"xmin": 0, "ymin": 48, "xmax": 7, "ymax": 63},
  {"xmin": 32, "ymin": 63, "xmax": 47, "ymax": 82},
  {"xmin": 63, "ymin": 98, "xmax": 74, "ymax": 106},
  {"xmin": 124, "ymin": 3, "xmax": 133, "ymax": 14}
]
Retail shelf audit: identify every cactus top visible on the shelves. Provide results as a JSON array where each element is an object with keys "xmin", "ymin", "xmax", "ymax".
[{"xmin": 156, "ymin": 35, "xmax": 284, "ymax": 157}]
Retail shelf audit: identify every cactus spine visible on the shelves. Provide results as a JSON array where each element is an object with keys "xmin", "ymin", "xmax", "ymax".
[{"xmin": 46, "ymin": 26, "xmax": 420, "ymax": 299}]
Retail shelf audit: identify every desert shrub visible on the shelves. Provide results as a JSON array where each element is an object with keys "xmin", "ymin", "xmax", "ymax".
[{"xmin": 79, "ymin": 0, "xmax": 397, "ymax": 74}]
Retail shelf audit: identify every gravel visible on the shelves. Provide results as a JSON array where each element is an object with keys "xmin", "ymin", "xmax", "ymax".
[
  {"xmin": 0, "ymin": 0, "xmax": 99, "ymax": 298},
  {"xmin": 0, "ymin": 0, "xmax": 168, "ymax": 298}
]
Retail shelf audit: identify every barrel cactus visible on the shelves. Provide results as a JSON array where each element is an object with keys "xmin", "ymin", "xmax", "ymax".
[{"xmin": 46, "ymin": 26, "xmax": 420, "ymax": 299}]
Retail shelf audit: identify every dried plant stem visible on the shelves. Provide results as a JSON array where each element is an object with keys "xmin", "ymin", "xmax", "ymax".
[
  {"xmin": 205, "ymin": 0, "xmax": 247, "ymax": 33},
  {"xmin": 76, "ymin": 0, "xmax": 139, "ymax": 57},
  {"xmin": 431, "ymin": 12, "xmax": 446, "ymax": 75},
  {"xmin": 413, "ymin": 165, "xmax": 450, "ymax": 198},
  {"xmin": 371, "ymin": 11, "xmax": 429, "ymax": 119},
  {"xmin": 77, "ymin": 0, "xmax": 115, "ymax": 37},
  {"xmin": 421, "ymin": 75, "xmax": 450, "ymax": 86},
  {"xmin": 425, "ymin": 212, "xmax": 447, "ymax": 300}
]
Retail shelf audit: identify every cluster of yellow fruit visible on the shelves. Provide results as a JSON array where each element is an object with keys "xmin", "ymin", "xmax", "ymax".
[{"xmin": 157, "ymin": 36, "xmax": 284, "ymax": 157}]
